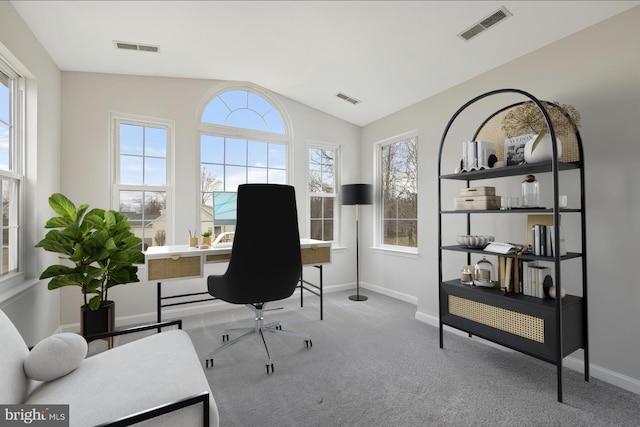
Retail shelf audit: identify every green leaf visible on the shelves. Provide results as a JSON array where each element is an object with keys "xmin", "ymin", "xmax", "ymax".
[
  {"xmin": 88, "ymin": 296, "xmax": 102, "ymax": 311},
  {"xmin": 39, "ymin": 264, "xmax": 77, "ymax": 279},
  {"xmin": 530, "ymin": 129, "xmax": 548, "ymax": 154},
  {"xmin": 48, "ymin": 193, "xmax": 77, "ymax": 220}
]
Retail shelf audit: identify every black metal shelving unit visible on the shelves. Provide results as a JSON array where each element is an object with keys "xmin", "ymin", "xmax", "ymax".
[{"xmin": 437, "ymin": 88, "xmax": 589, "ymax": 402}]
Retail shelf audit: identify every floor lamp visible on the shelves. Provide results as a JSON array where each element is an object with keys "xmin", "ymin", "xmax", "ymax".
[{"xmin": 341, "ymin": 184, "xmax": 373, "ymax": 301}]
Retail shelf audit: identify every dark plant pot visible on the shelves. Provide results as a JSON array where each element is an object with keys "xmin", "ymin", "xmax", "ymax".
[{"xmin": 81, "ymin": 301, "xmax": 115, "ymax": 346}]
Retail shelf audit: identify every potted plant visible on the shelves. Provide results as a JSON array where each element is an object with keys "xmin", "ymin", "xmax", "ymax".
[
  {"xmin": 201, "ymin": 230, "xmax": 212, "ymax": 246},
  {"xmin": 35, "ymin": 193, "xmax": 145, "ymax": 338}
]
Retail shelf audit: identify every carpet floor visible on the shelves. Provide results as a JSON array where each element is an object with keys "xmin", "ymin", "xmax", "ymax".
[{"xmin": 92, "ymin": 289, "xmax": 640, "ymax": 426}]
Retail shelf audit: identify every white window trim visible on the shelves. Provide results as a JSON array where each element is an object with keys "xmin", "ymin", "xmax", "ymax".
[
  {"xmin": 373, "ymin": 130, "xmax": 419, "ymax": 255},
  {"xmin": 307, "ymin": 141, "xmax": 341, "ymax": 245},
  {"xmin": 109, "ymin": 112, "xmax": 175, "ymax": 245},
  {"xmin": 0, "ymin": 55, "xmax": 25, "ymax": 290}
]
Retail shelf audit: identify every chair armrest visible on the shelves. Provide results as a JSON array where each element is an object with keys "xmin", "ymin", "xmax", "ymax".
[
  {"xmin": 84, "ymin": 319, "xmax": 182, "ymax": 343},
  {"xmin": 95, "ymin": 390, "xmax": 210, "ymax": 427}
]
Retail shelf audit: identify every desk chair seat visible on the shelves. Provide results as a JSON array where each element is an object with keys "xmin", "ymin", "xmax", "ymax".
[{"xmin": 205, "ymin": 184, "xmax": 312, "ymax": 374}]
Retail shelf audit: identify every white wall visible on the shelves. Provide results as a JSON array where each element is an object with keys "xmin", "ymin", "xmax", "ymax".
[
  {"xmin": 0, "ymin": 2, "xmax": 62, "ymax": 346},
  {"xmin": 59, "ymin": 72, "xmax": 361, "ymax": 326},
  {"xmin": 360, "ymin": 6, "xmax": 640, "ymax": 391}
]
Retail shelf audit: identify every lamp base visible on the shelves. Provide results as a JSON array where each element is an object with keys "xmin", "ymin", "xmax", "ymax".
[{"xmin": 348, "ymin": 294, "xmax": 368, "ymax": 302}]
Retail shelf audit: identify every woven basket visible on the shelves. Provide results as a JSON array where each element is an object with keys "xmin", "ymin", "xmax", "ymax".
[{"xmin": 474, "ymin": 103, "xmax": 580, "ymax": 163}]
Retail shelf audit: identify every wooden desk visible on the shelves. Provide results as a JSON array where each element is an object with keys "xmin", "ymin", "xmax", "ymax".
[{"xmin": 145, "ymin": 239, "xmax": 331, "ymax": 322}]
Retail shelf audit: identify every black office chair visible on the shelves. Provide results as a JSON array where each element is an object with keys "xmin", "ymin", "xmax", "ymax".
[{"xmin": 205, "ymin": 184, "xmax": 312, "ymax": 374}]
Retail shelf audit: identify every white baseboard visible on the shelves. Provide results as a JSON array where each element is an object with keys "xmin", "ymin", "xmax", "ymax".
[
  {"xmin": 415, "ymin": 309, "xmax": 640, "ymax": 396},
  {"xmin": 360, "ymin": 281, "xmax": 418, "ymax": 305}
]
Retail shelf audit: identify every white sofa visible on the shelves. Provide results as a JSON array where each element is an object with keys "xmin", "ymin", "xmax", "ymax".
[{"xmin": 0, "ymin": 309, "xmax": 219, "ymax": 426}]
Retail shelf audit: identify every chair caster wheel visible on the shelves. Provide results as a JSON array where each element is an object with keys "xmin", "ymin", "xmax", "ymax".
[
  {"xmin": 222, "ymin": 334, "xmax": 229, "ymax": 342},
  {"xmin": 275, "ymin": 325, "xmax": 282, "ymax": 330},
  {"xmin": 205, "ymin": 358, "xmax": 214, "ymax": 369},
  {"xmin": 266, "ymin": 363, "xmax": 274, "ymax": 374},
  {"xmin": 304, "ymin": 339, "xmax": 313, "ymax": 348}
]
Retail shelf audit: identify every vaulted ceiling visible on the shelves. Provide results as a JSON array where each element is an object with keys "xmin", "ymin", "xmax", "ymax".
[{"xmin": 10, "ymin": 1, "xmax": 638, "ymax": 126}]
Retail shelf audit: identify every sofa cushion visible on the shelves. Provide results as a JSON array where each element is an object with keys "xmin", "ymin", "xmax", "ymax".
[
  {"xmin": 25, "ymin": 329, "xmax": 219, "ymax": 427},
  {"xmin": 24, "ymin": 333, "xmax": 88, "ymax": 381},
  {"xmin": 0, "ymin": 309, "xmax": 31, "ymax": 404}
]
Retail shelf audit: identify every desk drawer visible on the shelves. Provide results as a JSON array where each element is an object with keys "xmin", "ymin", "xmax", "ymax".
[
  {"xmin": 301, "ymin": 246, "xmax": 330, "ymax": 265},
  {"xmin": 148, "ymin": 255, "xmax": 202, "ymax": 281}
]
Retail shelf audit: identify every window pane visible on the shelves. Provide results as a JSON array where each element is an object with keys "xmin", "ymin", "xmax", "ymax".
[
  {"xmin": 0, "ymin": 76, "xmax": 9, "ymax": 123},
  {"xmin": 0, "ymin": 123, "xmax": 9, "ymax": 170},
  {"xmin": 310, "ymin": 219, "xmax": 323, "ymax": 241},
  {"xmin": 201, "ymin": 135, "xmax": 224, "ymax": 164},
  {"xmin": 225, "ymin": 165, "xmax": 247, "ymax": 191},
  {"xmin": 310, "ymin": 196, "xmax": 322, "ymax": 218},
  {"xmin": 145, "ymin": 127, "xmax": 166, "ymax": 157},
  {"xmin": 144, "ymin": 157, "xmax": 166, "ymax": 186},
  {"xmin": 219, "ymin": 90, "xmax": 246, "ymax": 111},
  {"xmin": 225, "ymin": 138, "xmax": 246, "ymax": 166},
  {"xmin": 227, "ymin": 109, "xmax": 267, "ymax": 131},
  {"xmin": 268, "ymin": 168, "xmax": 286, "ymax": 184},
  {"xmin": 269, "ymin": 144, "xmax": 286, "ymax": 169},
  {"xmin": 380, "ymin": 136, "xmax": 418, "ymax": 248},
  {"xmin": 202, "ymin": 97, "xmax": 229, "ymax": 125},
  {"xmin": 119, "ymin": 190, "xmax": 166, "ymax": 249},
  {"xmin": 248, "ymin": 141, "xmax": 268, "ymax": 167},
  {"xmin": 264, "ymin": 110, "xmax": 285, "ymax": 134},
  {"xmin": 120, "ymin": 124, "xmax": 143, "ymax": 155},
  {"xmin": 2, "ymin": 178, "xmax": 19, "ymax": 275},
  {"xmin": 120, "ymin": 155, "xmax": 143, "ymax": 185},
  {"xmin": 247, "ymin": 167, "xmax": 268, "ymax": 183},
  {"xmin": 202, "ymin": 164, "xmax": 223, "ymax": 193}
]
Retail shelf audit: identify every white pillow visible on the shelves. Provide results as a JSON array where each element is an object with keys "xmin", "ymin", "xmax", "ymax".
[{"xmin": 24, "ymin": 333, "xmax": 88, "ymax": 381}]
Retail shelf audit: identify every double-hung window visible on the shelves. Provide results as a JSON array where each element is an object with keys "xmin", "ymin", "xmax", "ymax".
[
  {"xmin": 376, "ymin": 132, "xmax": 418, "ymax": 249},
  {"xmin": 199, "ymin": 88, "xmax": 289, "ymax": 237},
  {"xmin": 112, "ymin": 114, "xmax": 172, "ymax": 249},
  {"xmin": 0, "ymin": 58, "xmax": 23, "ymax": 282},
  {"xmin": 308, "ymin": 145, "xmax": 337, "ymax": 242}
]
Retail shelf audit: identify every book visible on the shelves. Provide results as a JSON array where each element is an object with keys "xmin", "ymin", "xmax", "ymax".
[
  {"xmin": 504, "ymin": 134, "xmax": 535, "ymax": 166},
  {"xmin": 485, "ymin": 242, "xmax": 519, "ymax": 254},
  {"xmin": 526, "ymin": 214, "xmax": 567, "ymax": 256}
]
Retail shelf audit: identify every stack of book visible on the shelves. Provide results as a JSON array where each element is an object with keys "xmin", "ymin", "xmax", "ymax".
[
  {"xmin": 531, "ymin": 224, "xmax": 566, "ymax": 256},
  {"xmin": 497, "ymin": 257, "xmax": 552, "ymax": 299},
  {"xmin": 461, "ymin": 140, "xmax": 496, "ymax": 171}
]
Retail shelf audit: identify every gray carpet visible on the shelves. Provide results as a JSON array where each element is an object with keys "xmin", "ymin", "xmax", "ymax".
[
  {"xmin": 172, "ymin": 290, "xmax": 640, "ymax": 427},
  {"xmin": 91, "ymin": 290, "xmax": 640, "ymax": 426}
]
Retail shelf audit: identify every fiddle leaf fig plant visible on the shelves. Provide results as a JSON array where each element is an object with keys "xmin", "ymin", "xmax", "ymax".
[{"xmin": 35, "ymin": 193, "xmax": 145, "ymax": 311}]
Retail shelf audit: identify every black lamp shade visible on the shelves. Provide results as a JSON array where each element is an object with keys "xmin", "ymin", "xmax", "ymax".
[{"xmin": 341, "ymin": 184, "xmax": 373, "ymax": 205}]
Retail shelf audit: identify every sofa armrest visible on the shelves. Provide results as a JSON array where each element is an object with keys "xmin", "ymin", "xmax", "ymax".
[
  {"xmin": 95, "ymin": 390, "xmax": 210, "ymax": 427},
  {"xmin": 84, "ymin": 319, "xmax": 182, "ymax": 343}
]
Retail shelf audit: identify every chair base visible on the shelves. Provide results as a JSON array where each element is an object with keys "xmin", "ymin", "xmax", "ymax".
[{"xmin": 205, "ymin": 303, "xmax": 312, "ymax": 373}]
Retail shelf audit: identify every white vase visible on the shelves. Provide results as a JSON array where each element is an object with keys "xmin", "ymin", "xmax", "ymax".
[{"xmin": 524, "ymin": 134, "xmax": 562, "ymax": 164}]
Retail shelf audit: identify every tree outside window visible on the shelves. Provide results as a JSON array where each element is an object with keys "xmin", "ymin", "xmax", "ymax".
[
  {"xmin": 380, "ymin": 135, "xmax": 418, "ymax": 248},
  {"xmin": 309, "ymin": 147, "xmax": 336, "ymax": 242}
]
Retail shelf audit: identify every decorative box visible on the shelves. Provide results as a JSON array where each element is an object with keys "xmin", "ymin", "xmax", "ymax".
[
  {"xmin": 454, "ymin": 195, "xmax": 501, "ymax": 210},
  {"xmin": 460, "ymin": 186, "xmax": 496, "ymax": 197}
]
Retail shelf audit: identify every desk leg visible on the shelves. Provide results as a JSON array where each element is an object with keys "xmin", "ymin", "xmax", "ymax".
[
  {"xmin": 157, "ymin": 282, "xmax": 162, "ymax": 332},
  {"xmin": 319, "ymin": 265, "xmax": 323, "ymax": 321},
  {"xmin": 300, "ymin": 269, "xmax": 304, "ymax": 308}
]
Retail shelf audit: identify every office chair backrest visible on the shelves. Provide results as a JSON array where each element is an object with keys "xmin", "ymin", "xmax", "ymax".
[{"xmin": 221, "ymin": 184, "xmax": 302, "ymax": 304}]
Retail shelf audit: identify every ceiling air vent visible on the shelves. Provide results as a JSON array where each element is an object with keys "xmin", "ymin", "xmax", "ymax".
[
  {"xmin": 336, "ymin": 92, "xmax": 361, "ymax": 105},
  {"xmin": 458, "ymin": 6, "xmax": 512, "ymax": 41},
  {"xmin": 114, "ymin": 41, "xmax": 160, "ymax": 53}
]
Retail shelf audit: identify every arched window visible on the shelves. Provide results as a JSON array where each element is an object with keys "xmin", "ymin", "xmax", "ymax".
[{"xmin": 199, "ymin": 87, "xmax": 290, "ymax": 237}]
